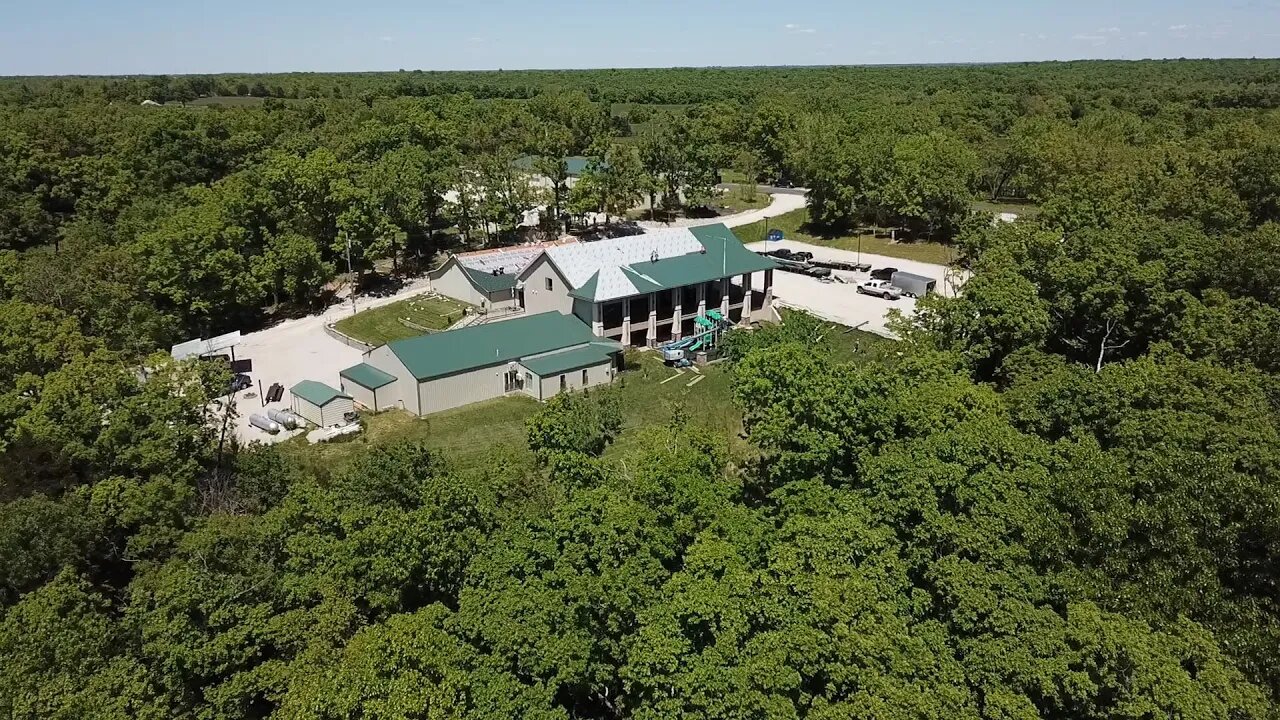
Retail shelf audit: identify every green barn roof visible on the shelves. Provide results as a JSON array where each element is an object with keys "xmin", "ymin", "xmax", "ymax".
[
  {"xmin": 385, "ymin": 312, "xmax": 605, "ymax": 381},
  {"xmin": 339, "ymin": 362, "xmax": 397, "ymax": 390},
  {"xmin": 520, "ymin": 342, "xmax": 621, "ymax": 376},
  {"xmin": 291, "ymin": 380, "xmax": 351, "ymax": 407},
  {"xmin": 460, "ymin": 263, "xmax": 519, "ymax": 294}
]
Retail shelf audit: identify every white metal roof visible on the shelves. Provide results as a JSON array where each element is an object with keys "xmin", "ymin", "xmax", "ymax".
[
  {"xmin": 457, "ymin": 246, "xmax": 545, "ymax": 276},
  {"xmin": 543, "ymin": 228, "xmax": 703, "ymax": 302}
]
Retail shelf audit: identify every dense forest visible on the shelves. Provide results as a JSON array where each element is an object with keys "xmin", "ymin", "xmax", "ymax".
[{"xmin": 2, "ymin": 61, "xmax": 1280, "ymax": 718}]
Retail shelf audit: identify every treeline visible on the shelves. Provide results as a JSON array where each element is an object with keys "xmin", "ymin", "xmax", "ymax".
[
  {"xmin": 2, "ymin": 60, "xmax": 1279, "ymax": 351},
  {"xmin": 2, "ymin": 239, "xmax": 1280, "ymax": 718}
]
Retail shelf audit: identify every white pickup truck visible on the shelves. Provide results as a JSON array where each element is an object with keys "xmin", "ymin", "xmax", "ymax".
[{"xmin": 855, "ymin": 279, "xmax": 902, "ymax": 299}]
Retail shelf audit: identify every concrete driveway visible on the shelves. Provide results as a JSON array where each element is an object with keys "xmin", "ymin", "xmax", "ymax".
[
  {"xmin": 220, "ymin": 278, "xmax": 433, "ymax": 445},
  {"xmin": 638, "ymin": 192, "xmax": 807, "ymax": 230}
]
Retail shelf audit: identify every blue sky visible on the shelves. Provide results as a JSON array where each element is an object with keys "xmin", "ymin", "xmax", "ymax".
[{"xmin": 2, "ymin": 0, "xmax": 1278, "ymax": 75}]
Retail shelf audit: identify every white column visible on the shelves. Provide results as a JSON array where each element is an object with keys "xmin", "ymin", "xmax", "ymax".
[
  {"xmin": 591, "ymin": 302, "xmax": 603, "ymax": 336},
  {"xmin": 672, "ymin": 288, "xmax": 683, "ymax": 339},
  {"xmin": 697, "ymin": 283, "xmax": 706, "ymax": 317},
  {"xmin": 621, "ymin": 298, "xmax": 631, "ymax": 343},
  {"xmin": 647, "ymin": 292, "xmax": 657, "ymax": 347}
]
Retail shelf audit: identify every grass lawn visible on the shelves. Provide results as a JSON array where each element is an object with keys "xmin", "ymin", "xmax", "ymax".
[
  {"xmin": 714, "ymin": 186, "xmax": 770, "ymax": 214},
  {"xmin": 283, "ymin": 315, "xmax": 898, "ymax": 479},
  {"xmin": 972, "ymin": 199, "xmax": 1040, "ymax": 217},
  {"xmin": 735, "ymin": 209, "xmax": 957, "ymax": 266},
  {"xmin": 334, "ymin": 294, "xmax": 472, "ymax": 345},
  {"xmin": 281, "ymin": 352, "xmax": 746, "ymax": 475}
]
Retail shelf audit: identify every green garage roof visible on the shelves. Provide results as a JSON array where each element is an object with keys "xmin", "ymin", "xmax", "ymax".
[
  {"xmin": 340, "ymin": 362, "xmax": 397, "ymax": 390},
  {"xmin": 520, "ymin": 342, "xmax": 621, "ymax": 376},
  {"xmin": 386, "ymin": 312, "xmax": 605, "ymax": 381},
  {"xmin": 460, "ymin": 264, "xmax": 519, "ymax": 294},
  {"xmin": 291, "ymin": 380, "xmax": 351, "ymax": 407}
]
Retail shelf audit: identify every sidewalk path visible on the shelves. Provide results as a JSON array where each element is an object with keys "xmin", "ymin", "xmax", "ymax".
[{"xmin": 637, "ymin": 192, "xmax": 807, "ymax": 230}]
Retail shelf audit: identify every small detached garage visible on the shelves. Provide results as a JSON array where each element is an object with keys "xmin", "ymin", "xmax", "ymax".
[
  {"xmin": 290, "ymin": 380, "xmax": 354, "ymax": 428},
  {"xmin": 339, "ymin": 362, "xmax": 398, "ymax": 412}
]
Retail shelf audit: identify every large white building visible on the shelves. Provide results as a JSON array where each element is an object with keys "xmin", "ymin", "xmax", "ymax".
[{"xmin": 430, "ymin": 223, "xmax": 777, "ymax": 347}]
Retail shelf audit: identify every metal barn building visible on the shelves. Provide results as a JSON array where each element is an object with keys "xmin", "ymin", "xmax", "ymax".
[
  {"xmin": 289, "ymin": 380, "xmax": 354, "ymax": 427},
  {"xmin": 339, "ymin": 363, "xmax": 398, "ymax": 412},
  {"xmin": 361, "ymin": 312, "xmax": 623, "ymax": 416}
]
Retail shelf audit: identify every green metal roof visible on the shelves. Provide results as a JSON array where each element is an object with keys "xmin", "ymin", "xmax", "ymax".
[
  {"xmin": 340, "ymin": 362, "xmax": 397, "ymax": 390},
  {"xmin": 291, "ymin": 380, "xmax": 351, "ymax": 407},
  {"xmin": 385, "ymin": 312, "xmax": 604, "ymax": 381},
  {"xmin": 460, "ymin": 263, "xmax": 519, "ymax": 294},
  {"xmin": 520, "ymin": 341, "xmax": 622, "ymax": 376},
  {"xmin": 569, "ymin": 225, "xmax": 776, "ymax": 302}
]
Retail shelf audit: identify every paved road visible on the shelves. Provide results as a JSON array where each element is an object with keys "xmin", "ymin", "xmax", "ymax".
[
  {"xmin": 716, "ymin": 182, "xmax": 807, "ymax": 196},
  {"xmin": 638, "ymin": 191, "xmax": 807, "ymax": 230}
]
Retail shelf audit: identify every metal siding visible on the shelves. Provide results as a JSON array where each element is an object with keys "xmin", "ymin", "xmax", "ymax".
[
  {"xmin": 417, "ymin": 365, "xmax": 508, "ymax": 415},
  {"xmin": 432, "ymin": 264, "xmax": 486, "ymax": 306},
  {"xmin": 320, "ymin": 396, "xmax": 355, "ymax": 427},
  {"xmin": 374, "ymin": 384, "xmax": 397, "ymax": 411},
  {"xmin": 365, "ymin": 345, "xmax": 419, "ymax": 415},
  {"xmin": 342, "ymin": 379, "xmax": 376, "ymax": 411},
  {"xmin": 520, "ymin": 256, "xmax": 574, "ymax": 316},
  {"xmin": 538, "ymin": 360, "xmax": 613, "ymax": 398},
  {"xmin": 292, "ymin": 396, "xmax": 323, "ymax": 427}
]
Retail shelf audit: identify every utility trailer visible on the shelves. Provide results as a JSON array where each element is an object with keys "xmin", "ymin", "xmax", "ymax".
[{"xmin": 890, "ymin": 271, "xmax": 937, "ymax": 298}]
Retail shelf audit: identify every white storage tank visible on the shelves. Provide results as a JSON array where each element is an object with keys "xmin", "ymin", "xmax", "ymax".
[{"xmin": 248, "ymin": 414, "xmax": 281, "ymax": 434}]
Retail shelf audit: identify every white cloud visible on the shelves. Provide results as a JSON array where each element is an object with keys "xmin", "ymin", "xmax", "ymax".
[
  {"xmin": 783, "ymin": 23, "xmax": 816, "ymax": 34},
  {"xmin": 1072, "ymin": 33, "xmax": 1108, "ymax": 41},
  {"xmin": 784, "ymin": 23, "xmax": 798, "ymax": 29},
  {"xmin": 378, "ymin": 35, "xmax": 394, "ymax": 42},
  {"xmin": 1169, "ymin": 24, "xmax": 1189, "ymax": 30},
  {"xmin": 1097, "ymin": 26, "xmax": 1122, "ymax": 33},
  {"xmin": 1136, "ymin": 31, "xmax": 1149, "ymax": 37}
]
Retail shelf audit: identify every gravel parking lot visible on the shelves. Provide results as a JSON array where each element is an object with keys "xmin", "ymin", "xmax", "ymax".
[
  {"xmin": 745, "ymin": 239, "xmax": 967, "ymax": 337},
  {"xmin": 219, "ymin": 278, "xmax": 431, "ymax": 446}
]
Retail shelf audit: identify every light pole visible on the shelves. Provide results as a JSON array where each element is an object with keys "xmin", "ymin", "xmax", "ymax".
[{"xmin": 345, "ymin": 234, "xmax": 357, "ymax": 315}]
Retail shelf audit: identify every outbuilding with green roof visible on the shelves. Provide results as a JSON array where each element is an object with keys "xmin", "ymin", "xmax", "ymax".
[
  {"xmin": 360, "ymin": 312, "xmax": 623, "ymax": 416},
  {"xmin": 339, "ymin": 362, "xmax": 398, "ymax": 412},
  {"xmin": 289, "ymin": 380, "xmax": 354, "ymax": 428}
]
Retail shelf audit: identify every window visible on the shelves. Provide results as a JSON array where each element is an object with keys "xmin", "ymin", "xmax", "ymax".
[
  {"xmin": 581, "ymin": 368, "xmax": 588, "ymax": 384},
  {"xmin": 560, "ymin": 374, "xmax": 567, "ymax": 391},
  {"xmin": 545, "ymin": 277, "xmax": 554, "ymax": 291}
]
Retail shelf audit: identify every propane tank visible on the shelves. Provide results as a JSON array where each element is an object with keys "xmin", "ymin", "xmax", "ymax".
[
  {"xmin": 267, "ymin": 408, "xmax": 300, "ymax": 429},
  {"xmin": 248, "ymin": 413, "xmax": 281, "ymax": 434}
]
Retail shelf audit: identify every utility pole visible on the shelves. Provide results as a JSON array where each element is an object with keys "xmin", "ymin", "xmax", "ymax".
[{"xmin": 345, "ymin": 234, "xmax": 357, "ymax": 315}]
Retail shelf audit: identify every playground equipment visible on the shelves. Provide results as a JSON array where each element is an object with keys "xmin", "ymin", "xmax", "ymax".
[{"xmin": 660, "ymin": 312, "xmax": 735, "ymax": 366}]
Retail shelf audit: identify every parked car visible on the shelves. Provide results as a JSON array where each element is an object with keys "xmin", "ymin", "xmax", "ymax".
[
  {"xmin": 856, "ymin": 280, "xmax": 902, "ymax": 299},
  {"xmin": 766, "ymin": 229, "xmax": 784, "ymax": 242},
  {"xmin": 226, "ymin": 373, "xmax": 252, "ymax": 393},
  {"xmin": 765, "ymin": 249, "xmax": 795, "ymax": 260},
  {"xmin": 870, "ymin": 267, "xmax": 899, "ymax": 281},
  {"xmin": 790, "ymin": 250, "xmax": 814, "ymax": 261},
  {"xmin": 803, "ymin": 265, "xmax": 832, "ymax": 278}
]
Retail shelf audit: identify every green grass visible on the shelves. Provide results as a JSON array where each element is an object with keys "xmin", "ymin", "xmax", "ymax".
[
  {"xmin": 735, "ymin": 209, "xmax": 957, "ymax": 266},
  {"xmin": 714, "ymin": 186, "xmax": 770, "ymax": 214},
  {"xmin": 281, "ymin": 352, "xmax": 745, "ymax": 475},
  {"xmin": 719, "ymin": 169, "xmax": 750, "ymax": 184},
  {"xmin": 972, "ymin": 199, "xmax": 1040, "ymax": 217},
  {"xmin": 334, "ymin": 294, "xmax": 472, "ymax": 345}
]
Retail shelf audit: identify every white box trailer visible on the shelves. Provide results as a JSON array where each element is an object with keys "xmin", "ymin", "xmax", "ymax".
[{"xmin": 890, "ymin": 271, "xmax": 936, "ymax": 298}]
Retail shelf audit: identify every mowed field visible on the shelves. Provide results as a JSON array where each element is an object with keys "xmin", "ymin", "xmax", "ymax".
[
  {"xmin": 283, "ymin": 320, "xmax": 894, "ymax": 477},
  {"xmin": 333, "ymin": 294, "xmax": 471, "ymax": 345}
]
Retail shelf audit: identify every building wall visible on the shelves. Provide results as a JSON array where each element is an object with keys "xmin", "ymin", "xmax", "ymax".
[
  {"xmin": 519, "ymin": 256, "xmax": 574, "ymax": 316},
  {"xmin": 290, "ymin": 396, "xmax": 324, "ymax": 427},
  {"xmin": 535, "ymin": 360, "xmax": 614, "ymax": 399},
  {"xmin": 365, "ymin": 345, "xmax": 419, "ymax": 415},
  {"xmin": 341, "ymin": 380, "xmax": 398, "ymax": 412},
  {"xmin": 431, "ymin": 263, "xmax": 486, "ymax": 306},
  {"xmin": 417, "ymin": 364, "xmax": 511, "ymax": 415},
  {"xmin": 342, "ymin": 380, "xmax": 376, "ymax": 412},
  {"xmin": 319, "ymin": 396, "xmax": 355, "ymax": 427}
]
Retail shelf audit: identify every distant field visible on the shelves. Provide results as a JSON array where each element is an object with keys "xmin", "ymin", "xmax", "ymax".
[
  {"xmin": 735, "ymin": 209, "xmax": 957, "ymax": 266},
  {"xmin": 334, "ymin": 294, "xmax": 471, "ymax": 345}
]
